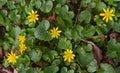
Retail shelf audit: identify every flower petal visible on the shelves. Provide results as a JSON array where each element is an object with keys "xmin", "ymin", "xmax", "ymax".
[
  {"xmin": 109, "ymin": 17, "xmax": 113, "ymax": 20},
  {"xmin": 106, "ymin": 17, "xmax": 109, "ymax": 22},
  {"xmin": 103, "ymin": 8, "xmax": 106, "ymax": 12},
  {"xmin": 111, "ymin": 14, "xmax": 115, "ymax": 16},
  {"xmin": 103, "ymin": 16, "xmax": 106, "ymax": 20},
  {"xmin": 110, "ymin": 9, "xmax": 113, "ymax": 13},
  {"xmin": 100, "ymin": 13, "xmax": 105, "ymax": 16}
]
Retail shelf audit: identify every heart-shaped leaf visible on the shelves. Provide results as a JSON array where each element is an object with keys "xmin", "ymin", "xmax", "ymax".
[
  {"xmin": 34, "ymin": 22, "xmax": 52, "ymax": 41},
  {"xmin": 40, "ymin": 1, "xmax": 53, "ymax": 13},
  {"xmin": 44, "ymin": 65, "xmax": 59, "ymax": 73}
]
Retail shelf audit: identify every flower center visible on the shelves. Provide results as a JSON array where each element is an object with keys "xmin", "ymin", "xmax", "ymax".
[
  {"xmin": 31, "ymin": 14, "xmax": 37, "ymax": 19},
  {"xmin": 53, "ymin": 31, "xmax": 58, "ymax": 35},
  {"xmin": 105, "ymin": 11, "xmax": 112, "ymax": 17},
  {"xmin": 66, "ymin": 53, "xmax": 72, "ymax": 58}
]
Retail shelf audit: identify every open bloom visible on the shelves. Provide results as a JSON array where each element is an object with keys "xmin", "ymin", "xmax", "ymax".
[
  {"xmin": 50, "ymin": 27, "xmax": 62, "ymax": 38},
  {"xmin": 18, "ymin": 36, "xmax": 25, "ymax": 43},
  {"xmin": 18, "ymin": 35, "xmax": 27, "ymax": 54},
  {"xmin": 27, "ymin": 10, "xmax": 39, "ymax": 23},
  {"xmin": 100, "ymin": 8, "xmax": 115, "ymax": 22},
  {"xmin": 19, "ymin": 43, "xmax": 27, "ymax": 54},
  {"xmin": 7, "ymin": 51, "xmax": 18, "ymax": 64},
  {"xmin": 63, "ymin": 49, "xmax": 75, "ymax": 62}
]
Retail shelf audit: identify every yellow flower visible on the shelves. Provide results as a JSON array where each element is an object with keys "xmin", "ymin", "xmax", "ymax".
[
  {"xmin": 18, "ymin": 36, "xmax": 25, "ymax": 43},
  {"xmin": 7, "ymin": 51, "xmax": 18, "ymax": 64},
  {"xmin": 18, "ymin": 35, "xmax": 27, "ymax": 54},
  {"xmin": 27, "ymin": 10, "xmax": 39, "ymax": 23},
  {"xmin": 50, "ymin": 27, "xmax": 62, "ymax": 38},
  {"xmin": 63, "ymin": 49, "xmax": 75, "ymax": 62},
  {"xmin": 100, "ymin": 8, "xmax": 115, "ymax": 22},
  {"xmin": 19, "ymin": 43, "xmax": 27, "ymax": 54}
]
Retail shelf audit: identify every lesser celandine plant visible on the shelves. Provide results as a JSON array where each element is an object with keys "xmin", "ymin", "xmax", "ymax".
[
  {"xmin": 63, "ymin": 49, "xmax": 75, "ymax": 62},
  {"xmin": 7, "ymin": 51, "xmax": 18, "ymax": 64},
  {"xmin": 18, "ymin": 35, "xmax": 27, "ymax": 54},
  {"xmin": 27, "ymin": 10, "xmax": 39, "ymax": 23},
  {"xmin": 0, "ymin": 0, "xmax": 119, "ymax": 73},
  {"xmin": 50, "ymin": 27, "xmax": 62, "ymax": 38},
  {"xmin": 100, "ymin": 8, "xmax": 115, "ymax": 22}
]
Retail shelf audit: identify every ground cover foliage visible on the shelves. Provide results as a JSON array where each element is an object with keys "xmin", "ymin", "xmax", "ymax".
[{"xmin": 0, "ymin": 0, "xmax": 120, "ymax": 73}]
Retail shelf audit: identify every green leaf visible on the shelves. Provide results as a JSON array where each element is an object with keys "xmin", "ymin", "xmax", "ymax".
[
  {"xmin": 98, "ymin": 63, "xmax": 115, "ymax": 73},
  {"xmin": 4, "ymin": 17, "xmax": 10, "ymax": 27},
  {"xmin": 48, "ymin": 50, "xmax": 58, "ymax": 60},
  {"xmin": 64, "ymin": 26, "xmax": 81, "ymax": 40},
  {"xmin": 44, "ymin": 65, "xmax": 59, "ymax": 73},
  {"xmin": 30, "ymin": 0, "xmax": 36, "ymax": 6},
  {"xmin": 113, "ymin": 22, "xmax": 120, "ymax": 33},
  {"xmin": 57, "ymin": 0, "xmax": 66, "ymax": 5},
  {"xmin": 27, "ymin": 68, "xmax": 42, "ymax": 73},
  {"xmin": 16, "ymin": 56, "xmax": 27, "ymax": 65},
  {"xmin": 84, "ymin": 44, "xmax": 93, "ymax": 52},
  {"xmin": 24, "ymin": 55, "xmax": 30, "ymax": 67},
  {"xmin": 35, "ymin": 0, "xmax": 41, "ymax": 9},
  {"xmin": 58, "ymin": 37, "xmax": 72, "ymax": 49},
  {"xmin": 108, "ymin": 0, "xmax": 114, "ymax": 5},
  {"xmin": 29, "ymin": 49, "xmax": 42, "ymax": 62},
  {"xmin": 87, "ymin": 60, "xmax": 98, "ymax": 72},
  {"xmin": 71, "ymin": 29, "xmax": 78, "ymax": 39},
  {"xmin": 60, "ymin": 67, "xmax": 68, "ymax": 73},
  {"xmin": 40, "ymin": 20, "xmax": 50, "ymax": 30},
  {"xmin": 116, "ymin": 66, "xmax": 120, "ymax": 73},
  {"xmin": 12, "ymin": 40, "xmax": 19, "ymax": 50},
  {"xmin": 77, "ymin": 47, "xmax": 94, "ymax": 66},
  {"xmin": 96, "ymin": 2, "xmax": 106, "ymax": 11},
  {"xmin": 107, "ymin": 39, "xmax": 120, "ymax": 51},
  {"xmin": 55, "ymin": 4, "xmax": 68, "ymax": 15},
  {"xmin": 81, "ymin": 0, "xmax": 91, "ymax": 7},
  {"xmin": 28, "ymin": 22, "xmax": 35, "ymax": 28},
  {"xmin": 76, "ymin": 25, "xmax": 84, "ymax": 37},
  {"xmin": 34, "ymin": 23, "xmax": 52, "ymax": 41},
  {"xmin": 77, "ymin": 53, "xmax": 93, "ymax": 66},
  {"xmin": 64, "ymin": 29, "xmax": 72, "ymax": 40},
  {"xmin": 106, "ymin": 50, "xmax": 117, "ymax": 59},
  {"xmin": 56, "ymin": 16, "xmax": 65, "ymax": 28},
  {"xmin": 14, "ymin": 26, "xmax": 21, "ymax": 39},
  {"xmin": 61, "ymin": 67, "xmax": 75, "ymax": 73},
  {"xmin": 89, "ymin": 2, "xmax": 96, "ymax": 8},
  {"xmin": 8, "ymin": 10, "xmax": 20, "ymax": 21},
  {"xmin": 0, "ymin": 13, "xmax": 4, "ymax": 24},
  {"xmin": 15, "ymin": 55, "xmax": 30, "ymax": 67},
  {"xmin": 0, "ymin": 0, "xmax": 7, "ymax": 6},
  {"xmin": 26, "ymin": 35, "xmax": 35, "ymax": 47},
  {"xmin": 67, "ymin": 70, "xmax": 74, "ymax": 73},
  {"xmin": 106, "ymin": 39, "xmax": 120, "ymax": 63},
  {"xmin": 114, "ymin": 0, "xmax": 120, "ymax": 1},
  {"xmin": 2, "ymin": 59, "xmax": 9, "ymax": 67},
  {"xmin": 40, "ymin": 1, "xmax": 53, "ymax": 13},
  {"xmin": 55, "ymin": 5, "xmax": 74, "ymax": 20},
  {"xmin": 18, "ymin": 69, "xmax": 26, "ymax": 73},
  {"xmin": 0, "ymin": 10, "xmax": 8, "ymax": 16},
  {"xmin": 79, "ymin": 9, "xmax": 91, "ymax": 23},
  {"xmin": 7, "ymin": 1, "xmax": 16, "ymax": 9},
  {"xmin": 3, "ymin": 42, "xmax": 10, "ymax": 50},
  {"xmin": 42, "ymin": 54, "xmax": 51, "ymax": 62},
  {"xmin": 82, "ymin": 24, "xmax": 95, "ymax": 37},
  {"xmin": 43, "ymin": 50, "xmax": 58, "ymax": 63},
  {"xmin": 94, "ymin": 15, "xmax": 101, "ymax": 25},
  {"xmin": 52, "ymin": 59, "xmax": 61, "ymax": 65},
  {"xmin": 63, "ymin": 11, "xmax": 74, "ymax": 20},
  {"xmin": 18, "ymin": 0, "xmax": 26, "ymax": 6},
  {"xmin": 115, "ymin": 53, "xmax": 120, "ymax": 64}
]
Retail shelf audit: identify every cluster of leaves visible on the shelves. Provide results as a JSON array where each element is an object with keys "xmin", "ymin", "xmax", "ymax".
[{"xmin": 1, "ymin": 0, "xmax": 120, "ymax": 73}]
